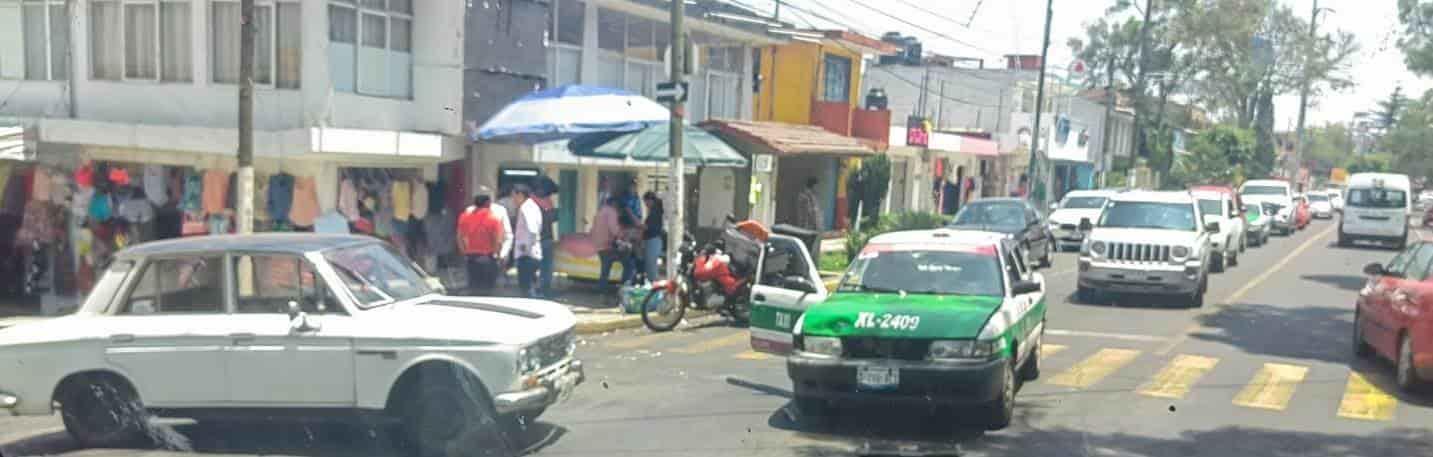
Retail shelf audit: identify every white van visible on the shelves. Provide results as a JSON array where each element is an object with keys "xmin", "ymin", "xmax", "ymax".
[
  {"xmin": 1239, "ymin": 179, "xmax": 1294, "ymax": 235},
  {"xmin": 1339, "ymin": 173, "xmax": 1412, "ymax": 248}
]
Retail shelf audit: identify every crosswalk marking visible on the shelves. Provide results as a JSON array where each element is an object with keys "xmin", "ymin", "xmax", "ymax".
[
  {"xmin": 1337, "ymin": 372, "xmax": 1398, "ymax": 421},
  {"xmin": 1233, "ymin": 363, "xmax": 1309, "ymax": 411},
  {"xmin": 674, "ymin": 332, "xmax": 749, "ymax": 354},
  {"xmin": 1136, "ymin": 354, "xmax": 1219, "ymax": 399},
  {"xmin": 734, "ymin": 350, "xmax": 773, "ymax": 360},
  {"xmin": 1041, "ymin": 343, "xmax": 1068, "ymax": 359},
  {"xmin": 1048, "ymin": 348, "xmax": 1141, "ymax": 388}
]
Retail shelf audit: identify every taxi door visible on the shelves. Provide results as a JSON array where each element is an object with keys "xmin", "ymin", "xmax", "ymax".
[{"xmin": 749, "ymin": 234, "xmax": 829, "ymax": 355}]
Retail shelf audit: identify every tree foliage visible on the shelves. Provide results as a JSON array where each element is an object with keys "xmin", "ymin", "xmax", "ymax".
[
  {"xmin": 1397, "ymin": 0, "xmax": 1433, "ymax": 76},
  {"xmin": 1303, "ymin": 123, "xmax": 1353, "ymax": 173},
  {"xmin": 1377, "ymin": 85, "xmax": 1408, "ymax": 128},
  {"xmin": 1168, "ymin": 125, "xmax": 1257, "ymax": 188},
  {"xmin": 1380, "ymin": 89, "xmax": 1433, "ymax": 180}
]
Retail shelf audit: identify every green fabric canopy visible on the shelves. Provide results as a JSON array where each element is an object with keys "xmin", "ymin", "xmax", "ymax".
[{"xmin": 567, "ymin": 124, "xmax": 748, "ymax": 168}]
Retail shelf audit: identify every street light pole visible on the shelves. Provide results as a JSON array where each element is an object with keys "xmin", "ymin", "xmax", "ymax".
[
  {"xmin": 236, "ymin": 0, "xmax": 254, "ymax": 234},
  {"xmin": 666, "ymin": 0, "xmax": 685, "ymax": 280},
  {"xmin": 1027, "ymin": 0, "xmax": 1054, "ymax": 208}
]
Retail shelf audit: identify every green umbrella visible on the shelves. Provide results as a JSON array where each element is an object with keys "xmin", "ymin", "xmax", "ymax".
[{"xmin": 567, "ymin": 124, "xmax": 748, "ymax": 167}]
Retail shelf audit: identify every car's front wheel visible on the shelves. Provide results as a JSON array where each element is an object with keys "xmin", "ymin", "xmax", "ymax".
[
  {"xmin": 1210, "ymin": 252, "xmax": 1226, "ymax": 273},
  {"xmin": 981, "ymin": 357, "xmax": 1016, "ymax": 430},
  {"xmin": 399, "ymin": 372, "xmax": 513, "ymax": 457},
  {"xmin": 59, "ymin": 374, "xmax": 149, "ymax": 448}
]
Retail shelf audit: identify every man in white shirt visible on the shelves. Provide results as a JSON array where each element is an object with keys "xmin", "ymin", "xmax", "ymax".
[{"xmin": 511, "ymin": 184, "xmax": 543, "ymax": 297}]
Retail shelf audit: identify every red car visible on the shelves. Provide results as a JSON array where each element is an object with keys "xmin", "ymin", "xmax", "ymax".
[
  {"xmin": 1356, "ymin": 243, "xmax": 1433, "ymax": 392},
  {"xmin": 1292, "ymin": 194, "xmax": 1312, "ymax": 230}
]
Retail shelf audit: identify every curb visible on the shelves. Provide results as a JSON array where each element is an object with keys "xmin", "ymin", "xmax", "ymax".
[{"xmin": 574, "ymin": 310, "xmax": 713, "ymax": 335}]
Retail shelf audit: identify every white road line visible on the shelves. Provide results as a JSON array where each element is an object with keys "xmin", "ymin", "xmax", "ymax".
[{"xmin": 1046, "ymin": 328, "xmax": 1169, "ymax": 342}]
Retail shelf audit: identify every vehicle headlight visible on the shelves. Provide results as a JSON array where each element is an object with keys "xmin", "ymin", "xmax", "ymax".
[
  {"xmin": 800, "ymin": 336, "xmax": 842, "ymax": 357},
  {"xmin": 517, "ymin": 346, "xmax": 542, "ymax": 374},
  {"xmin": 1172, "ymin": 246, "xmax": 1191, "ymax": 259},
  {"xmin": 1089, "ymin": 240, "xmax": 1107, "ymax": 256},
  {"xmin": 929, "ymin": 339, "xmax": 1006, "ymax": 360}
]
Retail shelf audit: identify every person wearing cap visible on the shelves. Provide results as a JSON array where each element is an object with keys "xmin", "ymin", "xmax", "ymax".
[{"xmin": 457, "ymin": 187, "xmax": 511, "ymax": 295}]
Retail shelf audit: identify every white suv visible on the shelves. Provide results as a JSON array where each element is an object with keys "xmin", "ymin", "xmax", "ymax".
[
  {"xmin": 1076, "ymin": 191, "xmax": 1218, "ymax": 307},
  {"xmin": 1191, "ymin": 190, "xmax": 1245, "ymax": 272},
  {"xmin": 0, "ymin": 234, "xmax": 583, "ymax": 455}
]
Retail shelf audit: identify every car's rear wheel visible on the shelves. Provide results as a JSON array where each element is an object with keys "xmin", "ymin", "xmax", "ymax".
[
  {"xmin": 1396, "ymin": 334, "xmax": 1427, "ymax": 393},
  {"xmin": 1210, "ymin": 252, "xmax": 1226, "ymax": 273},
  {"xmin": 399, "ymin": 371, "xmax": 513, "ymax": 457},
  {"xmin": 1352, "ymin": 310, "xmax": 1373, "ymax": 358},
  {"xmin": 982, "ymin": 357, "xmax": 1016, "ymax": 430},
  {"xmin": 59, "ymin": 374, "xmax": 149, "ymax": 449}
]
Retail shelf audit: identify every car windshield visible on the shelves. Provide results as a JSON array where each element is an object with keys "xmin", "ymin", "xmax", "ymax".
[
  {"xmin": 1099, "ymin": 201, "xmax": 1197, "ymax": 231},
  {"xmin": 1241, "ymin": 185, "xmax": 1288, "ymax": 196},
  {"xmin": 1060, "ymin": 196, "xmax": 1107, "ymax": 209},
  {"xmin": 838, "ymin": 249, "xmax": 1004, "ymax": 296},
  {"xmin": 1197, "ymin": 199, "xmax": 1223, "ymax": 217},
  {"xmin": 950, "ymin": 202, "xmax": 1026, "ymax": 228},
  {"xmin": 1347, "ymin": 188, "xmax": 1407, "ymax": 209},
  {"xmin": 323, "ymin": 243, "xmax": 434, "ymax": 308},
  {"xmin": 1308, "ymin": 194, "xmax": 1329, "ymax": 202}
]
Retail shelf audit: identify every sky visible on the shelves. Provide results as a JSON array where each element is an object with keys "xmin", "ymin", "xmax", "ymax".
[{"xmin": 741, "ymin": 0, "xmax": 1428, "ymax": 130}]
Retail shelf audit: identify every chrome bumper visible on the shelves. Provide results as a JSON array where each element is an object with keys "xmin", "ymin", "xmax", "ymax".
[
  {"xmin": 1078, "ymin": 259, "xmax": 1202, "ymax": 294},
  {"xmin": 494, "ymin": 359, "xmax": 584, "ymax": 415}
]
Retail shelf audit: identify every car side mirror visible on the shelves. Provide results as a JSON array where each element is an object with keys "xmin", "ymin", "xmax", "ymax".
[
  {"xmin": 1011, "ymin": 280, "xmax": 1042, "ymax": 295},
  {"xmin": 1205, "ymin": 221, "xmax": 1221, "ymax": 233},
  {"xmin": 1363, "ymin": 263, "xmax": 1387, "ymax": 277},
  {"xmin": 1078, "ymin": 217, "xmax": 1093, "ymax": 232}
]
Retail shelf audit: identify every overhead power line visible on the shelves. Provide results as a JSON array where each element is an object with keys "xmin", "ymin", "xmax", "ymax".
[{"xmin": 835, "ymin": 0, "xmax": 1001, "ymax": 57}]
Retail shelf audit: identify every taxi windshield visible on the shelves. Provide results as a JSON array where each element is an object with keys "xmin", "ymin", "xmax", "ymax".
[
  {"xmin": 322, "ymin": 243, "xmax": 434, "ymax": 309},
  {"xmin": 838, "ymin": 249, "xmax": 1004, "ymax": 296},
  {"xmin": 1099, "ymin": 201, "xmax": 1197, "ymax": 231}
]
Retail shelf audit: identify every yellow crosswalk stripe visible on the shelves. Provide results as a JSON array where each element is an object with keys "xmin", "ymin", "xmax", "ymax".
[
  {"xmin": 1048, "ymin": 348, "xmax": 1141, "ymax": 388},
  {"xmin": 1136, "ymin": 354, "xmax": 1219, "ymax": 399},
  {"xmin": 1041, "ymin": 343, "xmax": 1068, "ymax": 359},
  {"xmin": 1233, "ymin": 363, "xmax": 1309, "ymax": 411},
  {"xmin": 735, "ymin": 350, "xmax": 773, "ymax": 360},
  {"xmin": 1337, "ymin": 372, "xmax": 1398, "ymax": 421},
  {"xmin": 673, "ymin": 332, "xmax": 749, "ymax": 354}
]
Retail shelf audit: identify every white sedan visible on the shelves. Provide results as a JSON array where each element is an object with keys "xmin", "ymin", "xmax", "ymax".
[{"xmin": 0, "ymin": 234, "xmax": 583, "ymax": 456}]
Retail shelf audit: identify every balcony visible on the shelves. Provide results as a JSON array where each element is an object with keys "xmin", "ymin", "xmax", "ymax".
[{"xmin": 810, "ymin": 99, "xmax": 890, "ymax": 149}]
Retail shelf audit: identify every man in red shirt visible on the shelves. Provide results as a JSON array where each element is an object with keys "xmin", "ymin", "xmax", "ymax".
[{"xmin": 457, "ymin": 189, "xmax": 508, "ymax": 295}]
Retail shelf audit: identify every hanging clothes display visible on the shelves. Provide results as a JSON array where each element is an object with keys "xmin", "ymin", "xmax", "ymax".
[
  {"xmin": 338, "ymin": 178, "xmax": 359, "ymax": 221},
  {"xmin": 289, "ymin": 176, "xmax": 319, "ymax": 227},
  {"xmin": 31, "ymin": 168, "xmax": 50, "ymax": 203},
  {"xmin": 202, "ymin": 168, "xmax": 230, "ymax": 215},
  {"xmin": 267, "ymin": 172, "xmax": 294, "ymax": 225},
  {"xmin": 180, "ymin": 169, "xmax": 203, "ymax": 213},
  {"xmin": 392, "ymin": 180, "xmax": 412, "ymax": 221},
  {"xmin": 143, "ymin": 165, "xmax": 168, "ymax": 207},
  {"xmin": 411, "ymin": 180, "xmax": 429, "ymax": 221}
]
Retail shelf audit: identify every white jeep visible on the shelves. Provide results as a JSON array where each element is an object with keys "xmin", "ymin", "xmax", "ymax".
[
  {"xmin": 1076, "ymin": 191, "xmax": 1218, "ymax": 307},
  {"xmin": 0, "ymin": 234, "xmax": 583, "ymax": 456}
]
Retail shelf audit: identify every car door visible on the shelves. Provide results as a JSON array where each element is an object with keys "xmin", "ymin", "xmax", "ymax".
[
  {"xmin": 1366, "ymin": 244, "xmax": 1427, "ymax": 358},
  {"xmin": 749, "ymin": 234, "xmax": 829, "ymax": 355},
  {"xmin": 1386, "ymin": 243, "xmax": 1433, "ymax": 359},
  {"xmin": 103, "ymin": 255, "xmax": 231, "ymax": 407},
  {"xmin": 1002, "ymin": 242, "xmax": 1045, "ymax": 365},
  {"xmin": 225, "ymin": 253, "xmax": 356, "ymax": 406}
]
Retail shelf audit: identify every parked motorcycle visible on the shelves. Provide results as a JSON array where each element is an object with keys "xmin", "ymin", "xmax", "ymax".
[{"xmin": 640, "ymin": 217, "xmax": 769, "ymax": 331}]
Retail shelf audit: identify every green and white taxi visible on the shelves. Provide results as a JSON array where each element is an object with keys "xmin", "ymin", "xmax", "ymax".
[{"xmin": 749, "ymin": 229, "xmax": 1047, "ymax": 430}]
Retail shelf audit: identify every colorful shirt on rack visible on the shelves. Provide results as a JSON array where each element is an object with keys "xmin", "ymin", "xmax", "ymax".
[
  {"xmin": 338, "ymin": 179, "xmax": 360, "ymax": 221},
  {"xmin": 143, "ymin": 165, "xmax": 168, "ymax": 207},
  {"xmin": 288, "ymin": 176, "xmax": 319, "ymax": 227},
  {"xmin": 180, "ymin": 170, "xmax": 203, "ymax": 213},
  {"xmin": 392, "ymin": 180, "xmax": 412, "ymax": 221},
  {"xmin": 202, "ymin": 169, "xmax": 229, "ymax": 215},
  {"xmin": 266, "ymin": 173, "xmax": 294, "ymax": 224},
  {"xmin": 411, "ymin": 181, "xmax": 429, "ymax": 220}
]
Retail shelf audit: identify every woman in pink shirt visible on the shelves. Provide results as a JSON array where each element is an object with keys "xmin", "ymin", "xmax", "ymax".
[{"xmin": 591, "ymin": 197, "xmax": 636, "ymax": 289}]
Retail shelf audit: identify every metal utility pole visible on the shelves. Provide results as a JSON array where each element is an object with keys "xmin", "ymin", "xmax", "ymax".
[
  {"xmin": 665, "ymin": 0, "xmax": 685, "ymax": 280},
  {"xmin": 1292, "ymin": 0, "xmax": 1323, "ymax": 191},
  {"xmin": 1027, "ymin": 0, "xmax": 1054, "ymax": 208},
  {"xmin": 1129, "ymin": 0, "xmax": 1154, "ymax": 186},
  {"xmin": 236, "ymin": 0, "xmax": 255, "ymax": 234},
  {"xmin": 1100, "ymin": 55, "xmax": 1115, "ymax": 187}
]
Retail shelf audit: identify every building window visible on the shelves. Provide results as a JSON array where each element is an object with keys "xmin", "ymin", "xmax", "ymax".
[
  {"xmin": 821, "ymin": 54, "xmax": 850, "ymax": 103},
  {"xmin": 329, "ymin": 0, "xmax": 411, "ymax": 98},
  {"xmin": 213, "ymin": 0, "xmax": 299, "ymax": 88},
  {"xmin": 550, "ymin": 0, "xmax": 584, "ymax": 46},
  {"xmin": 0, "ymin": 0, "xmax": 69, "ymax": 80},
  {"xmin": 88, "ymin": 0, "xmax": 190, "ymax": 82}
]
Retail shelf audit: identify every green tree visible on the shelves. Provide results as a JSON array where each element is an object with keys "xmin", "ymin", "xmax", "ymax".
[
  {"xmin": 1168, "ymin": 125, "xmax": 1256, "ymax": 188},
  {"xmin": 1397, "ymin": 0, "xmax": 1433, "ymax": 76},
  {"xmin": 1304, "ymin": 123, "xmax": 1353, "ymax": 173},
  {"xmin": 1377, "ymin": 85, "xmax": 1408, "ymax": 128},
  {"xmin": 1380, "ymin": 90, "xmax": 1433, "ymax": 180}
]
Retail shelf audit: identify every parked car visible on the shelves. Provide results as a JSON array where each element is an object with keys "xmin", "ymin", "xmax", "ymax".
[
  {"xmin": 1329, "ymin": 189, "xmax": 1345, "ymax": 212},
  {"xmin": 1355, "ymin": 242, "xmax": 1433, "ymax": 392},
  {"xmin": 1076, "ymin": 190, "xmax": 1217, "ymax": 307},
  {"xmin": 949, "ymin": 198, "xmax": 1054, "ymax": 268},
  {"xmin": 1339, "ymin": 173, "xmax": 1412, "ymax": 249},
  {"xmin": 1307, "ymin": 192, "xmax": 1334, "ymax": 219},
  {"xmin": 1244, "ymin": 202, "xmax": 1273, "ymax": 246},
  {"xmin": 768, "ymin": 229, "xmax": 1046, "ymax": 430},
  {"xmin": 1047, "ymin": 189, "xmax": 1121, "ymax": 251},
  {"xmin": 1191, "ymin": 189, "xmax": 1245, "ymax": 271},
  {"xmin": 1292, "ymin": 194, "xmax": 1312, "ymax": 230},
  {"xmin": 1240, "ymin": 179, "xmax": 1295, "ymax": 235},
  {"xmin": 0, "ymin": 234, "xmax": 584, "ymax": 455}
]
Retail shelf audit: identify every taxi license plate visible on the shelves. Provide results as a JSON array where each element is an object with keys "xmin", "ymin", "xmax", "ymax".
[{"xmin": 856, "ymin": 366, "xmax": 899, "ymax": 390}]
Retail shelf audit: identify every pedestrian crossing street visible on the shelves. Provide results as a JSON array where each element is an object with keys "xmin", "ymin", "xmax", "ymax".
[{"xmin": 590, "ymin": 331, "xmax": 1411, "ymax": 423}]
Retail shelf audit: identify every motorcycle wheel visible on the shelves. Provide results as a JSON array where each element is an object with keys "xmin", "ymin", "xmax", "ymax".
[{"xmin": 641, "ymin": 280, "xmax": 688, "ymax": 332}]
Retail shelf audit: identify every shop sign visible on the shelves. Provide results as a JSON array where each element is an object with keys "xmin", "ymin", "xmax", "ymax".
[{"xmin": 906, "ymin": 116, "xmax": 930, "ymax": 147}]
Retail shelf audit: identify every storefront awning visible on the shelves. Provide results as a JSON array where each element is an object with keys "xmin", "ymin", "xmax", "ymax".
[
  {"xmin": 700, "ymin": 120, "xmax": 877, "ymax": 157},
  {"xmin": 887, "ymin": 126, "xmax": 998, "ymax": 157}
]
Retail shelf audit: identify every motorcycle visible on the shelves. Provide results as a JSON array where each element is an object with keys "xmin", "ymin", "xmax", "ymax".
[{"xmin": 640, "ymin": 217, "xmax": 769, "ymax": 331}]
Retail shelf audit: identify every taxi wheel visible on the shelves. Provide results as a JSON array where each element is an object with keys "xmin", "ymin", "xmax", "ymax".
[
  {"xmin": 1019, "ymin": 330, "xmax": 1043, "ymax": 381},
  {"xmin": 1396, "ymin": 334, "xmax": 1427, "ymax": 393},
  {"xmin": 982, "ymin": 358, "xmax": 1016, "ymax": 430}
]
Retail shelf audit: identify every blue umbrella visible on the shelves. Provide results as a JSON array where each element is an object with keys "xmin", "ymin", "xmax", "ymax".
[{"xmin": 474, "ymin": 85, "xmax": 671, "ymax": 144}]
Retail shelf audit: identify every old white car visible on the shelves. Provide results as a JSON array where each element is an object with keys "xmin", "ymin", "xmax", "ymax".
[{"xmin": 0, "ymin": 234, "xmax": 582, "ymax": 456}]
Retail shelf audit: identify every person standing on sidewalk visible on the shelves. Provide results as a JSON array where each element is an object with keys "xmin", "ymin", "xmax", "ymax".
[
  {"xmin": 512, "ymin": 185, "xmax": 543, "ymax": 298},
  {"xmin": 456, "ymin": 190, "xmax": 509, "ymax": 295},
  {"xmin": 592, "ymin": 197, "xmax": 636, "ymax": 290},
  {"xmin": 535, "ymin": 177, "xmax": 559, "ymax": 298},
  {"xmin": 641, "ymin": 191, "xmax": 665, "ymax": 282},
  {"xmin": 796, "ymin": 177, "xmax": 823, "ymax": 231}
]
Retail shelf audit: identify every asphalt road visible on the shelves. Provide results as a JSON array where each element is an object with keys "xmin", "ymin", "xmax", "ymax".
[{"xmin": 4, "ymin": 218, "xmax": 1432, "ymax": 457}]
